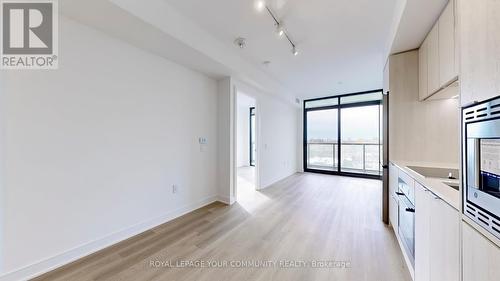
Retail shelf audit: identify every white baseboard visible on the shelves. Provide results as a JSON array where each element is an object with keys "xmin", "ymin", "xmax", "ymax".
[
  {"xmin": 217, "ymin": 195, "xmax": 231, "ymax": 205},
  {"xmin": 261, "ymin": 171, "xmax": 298, "ymax": 190},
  {"xmin": 0, "ymin": 195, "xmax": 219, "ymax": 281}
]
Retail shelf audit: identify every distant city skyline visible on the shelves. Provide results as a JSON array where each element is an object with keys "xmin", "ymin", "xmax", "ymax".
[{"xmin": 307, "ymin": 105, "xmax": 381, "ymax": 142}]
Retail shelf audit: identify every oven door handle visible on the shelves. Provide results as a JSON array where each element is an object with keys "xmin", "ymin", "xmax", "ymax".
[
  {"xmin": 405, "ymin": 208, "xmax": 415, "ymax": 213},
  {"xmin": 395, "ymin": 192, "xmax": 405, "ymax": 196}
]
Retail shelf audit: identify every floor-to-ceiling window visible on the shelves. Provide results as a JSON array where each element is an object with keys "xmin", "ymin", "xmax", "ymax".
[{"xmin": 304, "ymin": 90, "xmax": 383, "ymax": 178}]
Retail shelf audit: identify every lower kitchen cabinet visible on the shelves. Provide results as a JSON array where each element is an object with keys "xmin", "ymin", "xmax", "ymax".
[
  {"xmin": 415, "ymin": 183, "xmax": 431, "ymax": 281},
  {"xmin": 429, "ymin": 194, "xmax": 460, "ymax": 281},
  {"xmin": 415, "ymin": 183, "xmax": 460, "ymax": 281},
  {"xmin": 389, "ymin": 163, "xmax": 399, "ymax": 228},
  {"xmin": 389, "ymin": 194, "xmax": 398, "ymax": 231},
  {"xmin": 462, "ymin": 221, "xmax": 500, "ymax": 281}
]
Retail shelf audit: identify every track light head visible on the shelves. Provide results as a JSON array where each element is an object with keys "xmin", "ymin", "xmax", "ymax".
[
  {"xmin": 292, "ymin": 46, "xmax": 299, "ymax": 56},
  {"xmin": 255, "ymin": 0, "xmax": 266, "ymax": 11},
  {"xmin": 275, "ymin": 23, "xmax": 285, "ymax": 38}
]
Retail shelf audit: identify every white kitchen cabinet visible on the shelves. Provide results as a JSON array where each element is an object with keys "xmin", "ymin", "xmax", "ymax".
[
  {"xmin": 429, "ymin": 196, "xmax": 460, "ymax": 281},
  {"xmin": 418, "ymin": 37, "xmax": 429, "ymax": 101},
  {"xmin": 427, "ymin": 24, "xmax": 440, "ymax": 95},
  {"xmin": 389, "ymin": 163, "xmax": 399, "ymax": 228},
  {"xmin": 414, "ymin": 183, "xmax": 430, "ymax": 281},
  {"xmin": 439, "ymin": 0, "xmax": 457, "ymax": 86},
  {"xmin": 459, "ymin": 0, "xmax": 500, "ymax": 106},
  {"xmin": 389, "ymin": 163, "xmax": 398, "ymax": 198},
  {"xmin": 419, "ymin": 0, "xmax": 458, "ymax": 100},
  {"xmin": 462, "ymin": 221, "xmax": 500, "ymax": 281},
  {"xmin": 389, "ymin": 195, "xmax": 398, "ymax": 232},
  {"xmin": 414, "ymin": 181, "xmax": 459, "ymax": 281}
]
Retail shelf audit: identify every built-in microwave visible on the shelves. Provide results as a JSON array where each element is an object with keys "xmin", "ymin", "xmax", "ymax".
[{"xmin": 463, "ymin": 97, "xmax": 500, "ymax": 239}]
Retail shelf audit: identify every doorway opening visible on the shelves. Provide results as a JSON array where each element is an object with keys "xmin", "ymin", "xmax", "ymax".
[
  {"xmin": 303, "ymin": 90, "xmax": 384, "ymax": 179},
  {"xmin": 236, "ymin": 92, "xmax": 258, "ymax": 207},
  {"xmin": 249, "ymin": 107, "xmax": 256, "ymax": 167}
]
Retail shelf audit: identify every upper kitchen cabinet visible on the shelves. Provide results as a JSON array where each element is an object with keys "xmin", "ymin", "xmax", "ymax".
[
  {"xmin": 427, "ymin": 24, "xmax": 441, "ymax": 96},
  {"xmin": 459, "ymin": 0, "xmax": 500, "ymax": 106},
  {"xmin": 439, "ymin": 0, "xmax": 457, "ymax": 86},
  {"xmin": 419, "ymin": 0, "xmax": 458, "ymax": 101},
  {"xmin": 419, "ymin": 37, "xmax": 429, "ymax": 101}
]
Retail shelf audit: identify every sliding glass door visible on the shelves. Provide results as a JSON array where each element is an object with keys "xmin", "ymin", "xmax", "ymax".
[
  {"xmin": 340, "ymin": 104, "xmax": 381, "ymax": 175},
  {"xmin": 304, "ymin": 91, "xmax": 382, "ymax": 178},
  {"xmin": 306, "ymin": 108, "xmax": 338, "ymax": 171}
]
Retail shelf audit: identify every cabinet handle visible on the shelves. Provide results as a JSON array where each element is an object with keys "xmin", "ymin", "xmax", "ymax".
[
  {"xmin": 405, "ymin": 208, "xmax": 415, "ymax": 213},
  {"xmin": 395, "ymin": 192, "xmax": 405, "ymax": 196}
]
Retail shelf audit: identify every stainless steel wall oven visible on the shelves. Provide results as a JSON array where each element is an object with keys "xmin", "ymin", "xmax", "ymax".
[{"xmin": 463, "ymin": 97, "xmax": 500, "ymax": 239}]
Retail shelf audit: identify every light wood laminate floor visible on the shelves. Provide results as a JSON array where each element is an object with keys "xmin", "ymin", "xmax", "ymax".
[{"xmin": 34, "ymin": 173, "xmax": 411, "ymax": 281}]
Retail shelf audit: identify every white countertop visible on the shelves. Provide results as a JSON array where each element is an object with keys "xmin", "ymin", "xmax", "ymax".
[{"xmin": 391, "ymin": 160, "xmax": 461, "ymax": 210}]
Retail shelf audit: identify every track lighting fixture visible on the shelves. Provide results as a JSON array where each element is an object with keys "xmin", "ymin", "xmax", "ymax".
[
  {"xmin": 275, "ymin": 23, "xmax": 285, "ymax": 38},
  {"xmin": 255, "ymin": 1, "xmax": 299, "ymax": 56},
  {"xmin": 255, "ymin": 0, "xmax": 266, "ymax": 12}
]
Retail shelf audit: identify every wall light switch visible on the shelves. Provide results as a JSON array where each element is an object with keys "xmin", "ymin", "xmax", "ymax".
[{"xmin": 199, "ymin": 137, "xmax": 208, "ymax": 145}]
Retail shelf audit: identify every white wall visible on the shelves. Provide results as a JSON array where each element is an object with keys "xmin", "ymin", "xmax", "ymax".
[
  {"xmin": 236, "ymin": 105, "xmax": 250, "ymax": 167},
  {"xmin": 217, "ymin": 78, "xmax": 233, "ymax": 204},
  {"xmin": 0, "ymin": 16, "xmax": 219, "ymax": 279}
]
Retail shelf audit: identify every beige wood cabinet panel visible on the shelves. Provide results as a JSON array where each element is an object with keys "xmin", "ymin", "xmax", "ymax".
[
  {"xmin": 429, "ymin": 197, "xmax": 460, "ymax": 281},
  {"xmin": 459, "ymin": 0, "xmax": 500, "ymax": 106},
  {"xmin": 462, "ymin": 221, "xmax": 500, "ymax": 281},
  {"xmin": 419, "ymin": 37, "xmax": 429, "ymax": 101},
  {"xmin": 439, "ymin": 0, "xmax": 457, "ymax": 86},
  {"xmin": 388, "ymin": 51, "xmax": 459, "ymax": 164},
  {"xmin": 427, "ymin": 24, "xmax": 441, "ymax": 95},
  {"xmin": 414, "ymin": 183, "xmax": 431, "ymax": 281}
]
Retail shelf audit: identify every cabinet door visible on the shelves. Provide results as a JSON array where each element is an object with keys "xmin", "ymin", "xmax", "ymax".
[
  {"xmin": 389, "ymin": 163, "xmax": 398, "ymax": 197},
  {"xmin": 429, "ymin": 197, "xmax": 460, "ymax": 281},
  {"xmin": 414, "ymin": 183, "xmax": 430, "ymax": 281},
  {"xmin": 419, "ymin": 37, "xmax": 429, "ymax": 101},
  {"xmin": 463, "ymin": 221, "xmax": 500, "ymax": 281},
  {"xmin": 439, "ymin": 0, "xmax": 457, "ymax": 86},
  {"xmin": 389, "ymin": 163, "xmax": 399, "ymax": 228},
  {"xmin": 389, "ymin": 194, "xmax": 398, "ymax": 231},
  {"xmin": 427, "ymin": 24, "xmax": 440, "ymax": 95},
  {"xmin": 459, "ymin": 0, "xmax": 500, "ymax": 106}
]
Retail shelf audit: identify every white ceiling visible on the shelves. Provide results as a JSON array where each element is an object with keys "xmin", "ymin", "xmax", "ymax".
[
  {"xmin": 61, "ymin": 0, "xmax": 448, "ymax": 103},
  {"xmin": 390, "ymin": 0, "xmax": 448, "ymax": 54},
  {"xmin": 164, "ymin": 0, "xmax": 398, "ymax": 99}
]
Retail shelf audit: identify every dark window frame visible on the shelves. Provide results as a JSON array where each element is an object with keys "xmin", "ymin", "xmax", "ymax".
[{"xmin": 303, "ymin": 89, "xmax": 383, "ymax": 180}]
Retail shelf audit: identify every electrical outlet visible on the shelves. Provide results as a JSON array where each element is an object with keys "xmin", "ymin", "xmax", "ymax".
[{"xmin": 172, "ymin": 185, "xmax": 178, "ymax": 194}]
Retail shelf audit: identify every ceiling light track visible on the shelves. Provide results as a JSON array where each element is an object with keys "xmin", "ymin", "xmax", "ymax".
[{"xmin": 258, "ymin": 2, "xmax": 299, "ymax": 56}]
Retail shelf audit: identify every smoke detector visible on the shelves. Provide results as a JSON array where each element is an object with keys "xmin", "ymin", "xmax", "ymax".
[{"xmin": 234, "ymin": 37, "xmax": 247, "ymax": 49}]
